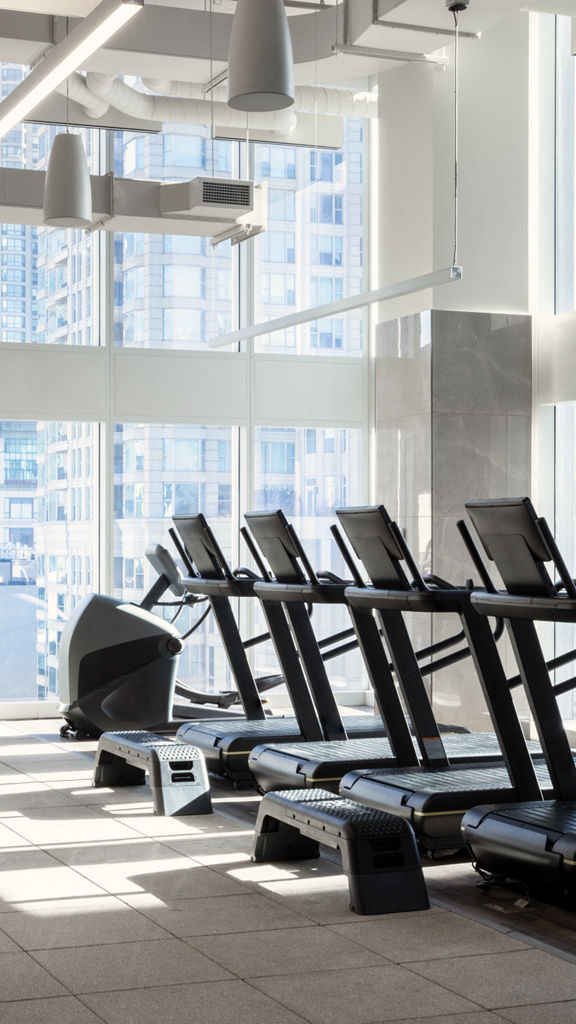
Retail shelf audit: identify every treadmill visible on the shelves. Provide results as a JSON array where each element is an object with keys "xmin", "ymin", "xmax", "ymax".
[
  {"xmin": 460, "ymin": 497, "xmax": 576, "ymax": 896},
  {"xmin": 259, "ymin": 503, "xmax": 550, "ymax": 855},
  {"xmin": 173, "ymin": 512, "xmax": 380, "ymax": 782},
  {"xmin": 248, "ymin": 505, "xmax": 537, "ymax": 803},
  {"xmin": 173, "ymin": 513, "xmax": 324, "ymax": 782}
]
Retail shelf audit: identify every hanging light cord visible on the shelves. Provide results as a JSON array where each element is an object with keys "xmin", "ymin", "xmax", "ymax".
[
  {"xmin": 208, "ymin": 0, "xmax": 215, "ymax": 177},
  {"xmin": 452, "ymin": 8, "xmax": 460, "ymax": 268},
  {"xmin": 66, "ymin": 17, "xmax": 70, "ymax": 134}
]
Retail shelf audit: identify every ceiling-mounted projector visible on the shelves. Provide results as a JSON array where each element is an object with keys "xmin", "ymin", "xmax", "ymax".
[{"xmin": 160, "ymin": 176, "xmax": 254, "ymax": 220}]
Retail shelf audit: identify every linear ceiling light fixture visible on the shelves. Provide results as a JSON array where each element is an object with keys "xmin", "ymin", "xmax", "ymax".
[
  {"xmin": 209, "ymin": 267, "xmax": 462, "ymax": 348},
  {"xmin": 227, "ymin": 0, "xmax": 295, "ymax": 112},
  {"xmin": 0, "ymin": 0, "xmax": 143, "ymax": 141}
]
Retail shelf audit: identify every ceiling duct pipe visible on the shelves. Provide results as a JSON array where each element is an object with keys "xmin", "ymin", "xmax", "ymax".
[
  {"xmin": 83, "ymin": 73, "xmax": 298, "ymax": 134},
  {"xmin": 142, "ymin": 78, "xmax": 378, "ymax": 119},
  {"xmin": 55, "ymin": 72, "xmax": 111, "ymax": 120}
]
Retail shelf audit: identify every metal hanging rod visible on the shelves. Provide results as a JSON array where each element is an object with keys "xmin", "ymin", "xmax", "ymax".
[
  {"xmin": 203, "ymin": 69, "xmax": 228, "ymax": 94},
  {"xmin": 374, "ymin": 19, "xmax": 480, "ymax": 40}
]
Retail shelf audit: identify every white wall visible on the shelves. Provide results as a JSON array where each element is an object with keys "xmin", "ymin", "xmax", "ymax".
[{"xmin": 377, "ymin": 11, "xmax": 556, "ymax": 321}]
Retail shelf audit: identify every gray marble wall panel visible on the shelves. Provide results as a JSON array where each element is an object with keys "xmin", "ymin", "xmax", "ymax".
[
  {"xmin": 431, "ymin": 311, "xmax": 532, "ymax": 415},
  {"xmin": 374, "ymin": 310, "xmax": 532, "ymax": 732}
]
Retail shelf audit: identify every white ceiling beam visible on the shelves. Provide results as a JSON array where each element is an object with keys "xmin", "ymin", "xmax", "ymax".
[
  {"xmin": 0, "ymin": 166, "xmax": 264, "ymax": 237},
  {"xmin": 0, "ymin": 3, "xmax": 377, "ymax": 77}
]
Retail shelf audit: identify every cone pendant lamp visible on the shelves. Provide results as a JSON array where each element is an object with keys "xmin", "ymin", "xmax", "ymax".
[
  {"xmin": 43, "ymin": 132, "xmax": 92, "ymax": 227},
  {"xmin": 227, "ymin": 0, "xmax": 294, "ymax": 112}
]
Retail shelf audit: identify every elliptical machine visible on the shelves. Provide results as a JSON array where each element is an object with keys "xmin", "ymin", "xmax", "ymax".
[{"xmin": 58, "ymin": 544, "xmax": 239, "ymax": 739}]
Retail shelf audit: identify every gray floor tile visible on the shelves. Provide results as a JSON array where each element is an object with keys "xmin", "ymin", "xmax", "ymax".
[
  {"xmin": 0, "ymin": 848, "xmax": 106, "ymax": 906},
  {"xmin": 225, "ymin": 856, "xmax": 345, "ymax": 890},
  {"xmin": 409, "ymin": 948, "xmax": 576, "ymax": 1008},
  {"xmin": 161, "ymin": 828, "xmax": 255, "ymax": 864},
  {"xmin": 257, "ymin": 873, "xmax": 360, "ymax": 924},
  {"xmin": 329, "ymin": 909, "xmax": 529, "ymax": 962},
  {"xmin": 0, "ymin": 952, "xmax": 67, "ymax": 1002},
  {"xmin": 49, "ymin": 836, "xmax": 180, "ymax": 869},
  {"xmin": 58, "ymin": 848, "xmax": 248, "ymax": 898},
  {"xmin": 123, "ymin": 891, "xmax": 312, "ymax": 936},
  {"xmin": 0, "ymin": 996, "xmax": 105, "ymax": 1023},
  {"xmin": 0, "ymin": 780, "xmax": 78, "ymax": 810},
  {"xmin": 48, "ymin": 779, "xmax": 153, "ymax": 805},
  {"xmin": 0, "ymin": 755, "xmax": 93, "ymax": 775},
  {"xmin": 33, "ymin": 937, "xmax": 233, "ymax": 993},
  {"xmin": 0, "ymin": 895, "xmax": 173, "ymax": 949},
  {"xmin": 0, "ymin": 765, "xmax": 29, "ymax": 779},
  {"xmin": 1, "ymin": 805, "xmax": 142, "ymax": 844},
  {"xmin": 0, "ymin": 928, "xmax": 21, "ymax": 953},
  {"xmin": 187, "ymin": 924, "xmax": 385, "ymax": 977},
  {"xmin": 26, "ymin": 767, "xmax": 95, "ymax": 782},
  {"xmin": 495, "ymin": 1004, "xmax": 576, "ymax": 1023},
  {"xmin": 81, "ymin": 979, "xmax": 311, "ymax": 1024},
  {"xmin": 110, "ymin": 810, "xmax": 223, "ymax": 839},
  {"xmin": 0, "ymin": 823, "xmax": 32, "ymax": 849},
  {"xmin": 377, "ymin": 1016, "xmax": 503, "ymax": 1024},
  {"xmin": 48, "ymin": 836, "xmax": 246, "ymax": 897},
  {"xmin": 251, "ymin": 964, "xmax": 479, "ymax": 1024}
]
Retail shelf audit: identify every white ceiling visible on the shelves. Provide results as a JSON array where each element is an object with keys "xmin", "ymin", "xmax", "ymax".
[
  {"xmin": 0, "ymin": 0, "xmax": 569, "ymax": 21},
  {"xmin": 0, "ymin": 0, "xmax": 571, "ymax": 87}
]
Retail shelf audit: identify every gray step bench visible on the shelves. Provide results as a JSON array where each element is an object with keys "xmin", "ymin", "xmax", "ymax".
[
  {"xmin": 252, "ymin": 789, "xmax": 429, "ymax": 915},
  {"xmin": 93, "ymin": 730, "xmax": 212, "ymax": 816}
]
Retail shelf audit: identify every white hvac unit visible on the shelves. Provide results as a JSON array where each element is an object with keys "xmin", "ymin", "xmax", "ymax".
[
  {"xmin": 211, "ymin": 183, "xmax": 267, "ymax": 247},
  {"xmin": 160, "ymin": 176, "xmax": 254, "ymax": 220}
]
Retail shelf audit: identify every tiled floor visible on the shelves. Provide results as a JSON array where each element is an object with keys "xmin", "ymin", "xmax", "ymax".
[{"xmin": 0, "ymin": 720, "xmax": 575, "ymax": 1024}]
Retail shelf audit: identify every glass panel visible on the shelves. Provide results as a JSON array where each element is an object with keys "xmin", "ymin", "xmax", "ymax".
[
  {"xmin": 253, "ymin": 120, "xmax": 365, "ymax": 356},
  {"xmin": 113, "ymin": 424, "xmax": 235, "ymax": 695},
  {"xmin": 113, "ymin": 123, "xmax": 237, "ymax": 349},
  {"xmin": 555, "ymin": 16, "xmax": 576, "ymax": 314},
  {"xmin": 0, "ymin": 65, "xmax": 100, "ymax": 345},
  {"xmin": 252, "ymin": 426, "xmax": 366, "ymax": 691},
  {"xmin": 555, "ymin": 402, "xmax": 576, "ymax": 724},
  {"xmin": 0, "ymin": 420, "xmax": 98, "ymax": 700}
]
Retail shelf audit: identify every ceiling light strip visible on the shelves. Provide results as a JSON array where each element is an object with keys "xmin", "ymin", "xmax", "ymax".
[
  {"xmin": 0, "ymin": 0, "xmax": 143, "ymax": 140},
  {"xmin": 209, "ymin": 266, "xmax": 462, "ymax": 348},
  {"xmin": 374, "ymin": 19, "xmax": 480, "ymax": 40},
  {"xmin": 332, "ymin": 43, "xmax": 448, "ymax": 65}
]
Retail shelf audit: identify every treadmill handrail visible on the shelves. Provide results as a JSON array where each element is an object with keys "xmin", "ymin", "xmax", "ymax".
[
  {"xmin": 537, "ymin": 516, "xmax": 576, "ymax": 598},
  {"xmin": 388, "ymin": 519, "xmax": 429, "ymax": 592},
  {"xmin": 508, "ymin": 645, "xmax": 576, "ymax": 689},
  {"xmin": 330, "ymin": 523, "xmax": 366, "ymax": 588},
  {"xmin": 456, "ymin": 519, "xmax": 497, "ymax": 593},
  {"xmin": 240, "ymin": 525, "xmax": 273, "ymax": 582}
]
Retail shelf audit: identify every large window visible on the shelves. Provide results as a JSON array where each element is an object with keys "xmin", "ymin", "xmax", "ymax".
[
  {"xmin": 114, "ymin": 124, "xmax": 236, "ymax": 349},
  {"xmin": 0, "ymin": 70, "xmax": 99, "ymax": 346},
  {"xmin": 113, "ymin": 424, "xmax": 236, "ymax": 696},
  {"xmin": 252, "ymin": 426, "xmax": 366, "ymax": 691},
  {"xmin": 0, "ymin": 66, "xmax": 372, "ymax": 707},
  {"xmin": 0, "ymin": 420, "xmax": 98, "ymax": 701},
  {"xmin": 253, "ymin": 120, "xmax": 366, "ymax": 356}
]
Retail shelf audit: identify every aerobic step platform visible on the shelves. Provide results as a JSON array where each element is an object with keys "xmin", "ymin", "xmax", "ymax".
[
  {"xmin": 93, "ymin": 730, "xmax": 212, "ymax": 816},
  {"xmin": 252, "ymin": 788, "xmax": 429, "ymax": 915}
]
